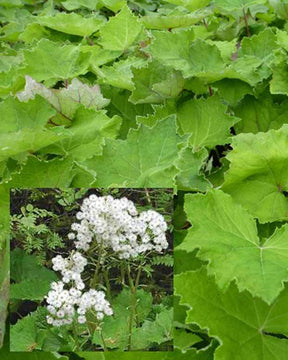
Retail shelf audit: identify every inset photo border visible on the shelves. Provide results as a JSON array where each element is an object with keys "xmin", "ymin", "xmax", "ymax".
[{"xmin": 10, "ymin": 188, "xmax": 173, "ymax": 352}]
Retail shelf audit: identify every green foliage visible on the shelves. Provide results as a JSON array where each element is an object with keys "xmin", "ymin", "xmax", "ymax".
[
  {"xmin": 11, "ymin": 203, "xmax": 64, "ymax": 264},
  {"xmin": 10, "ymin": 249, "xmax": 58, "ymax": 300},
  {"xmin": 1, "ymin": 0, "xmax": 288, "ymax": 357}
]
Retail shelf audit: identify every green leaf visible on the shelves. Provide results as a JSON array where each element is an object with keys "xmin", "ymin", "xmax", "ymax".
[
  {"xmin": 10, "ymin": 315, "xmax": 37, "ymax": 352},
  {"xmin": 22, "ymin": 39, "xmax": 90, "ymax": 82},
  {"xmin": 0, "ymin": 95, "xmax": 55, "ymax": 132},
  {"xmin": 213, "ymin": 79, "xmax": 253, "ymax": 106},
  {"xmin": 10, "ymin": 248, "xmax": 57, "ymax": 286},
  {"xmin": 8, "ymin": 157, "xmax": 75, "ymax": 188},
  {"xmin": 130, "ymin": 308, "xmax": 173, "ymax": 350},
  {"xmin": 238, "ymin": 28, "xmax": 278, "ymax": 64},
  {"xmin": 10, "ymin": 278, "xmax": 54, "ymax": 301},
  {"xmin": 178, "ymin": 189, "xmax": 288, "ymax": 303},
  {"xmin": 93, "ymin": 289, "xmax": 153, "ymax": 350},
  {"xmin": 141, "ymin": 10, "xmax": 209, "ymax": 30},
  {"xmin": 38, "ymin": 12, "xmax": 104, "ymax": 37},
  {"xmin": 61, "ymin": 0, "xmax": 98, "ymax": 11},
  {"xmin": 148, "ymin": 33, "xmax": 225, "ymax": 79},
  {"xmin": 214, "ymin": 0, "xmax": 266, "ymax": 12},
  {"xmin": 17, "ymin": 76, "xmax": 110, "ymax": 118},
  {"xmin": 163, "ymin": 0, "xmax": 210, "ymax": 11},
  {"xmin": 94, "ymin": 56, "xmax": 146, "ymax": 91},
  {"xmin": 175, "ymin": 268, "xmax": 288, "ymax": 360},
  {"xmin": 100, "ymin": 0, "xmax": 126, "ymax": 12},
  {"xmin": 136, "ymin": 102, "xmax": 176, "ymax": 128},
  {"xmin": 177, "ymin": 95, "xmax": 240, "ymax": 149},
  {"xmin": 175, "ymin": 147, "xmax": 210, "ymax": 191},
  {"xmin": 104, "ymin": 87, "xmax": 153, "ymax": 138},
  {"xmin": 84, "ymin": 116, "xmax": 182, "ymax": 187},
  {"xmin": 130, "ymin": 61, "xmax": 185, "ymax": 104},
  {"xmin": 234, "ymin": 92, "xmax": 288, "ymax": 134},
  {"xmin": 222, "ymin": 125, "xmax": 288, "ymax": 223},
  {"xmin": 2, "ymin": 330, "xmax": 69, "ymax": 359},
  {"xmin": 0, "ymin": 96, "xmax": 68, "ymax": 163},
  {"xmin": 174, "ymin": 329, "xmax": 202, "ymax": 352},
  {"xmin": 41, "ymin": 107, "xmax": 122, "ymax": 160},
  {"xmin": 270, "ymin": 61, "xmax": 288, "ymax": 95},
  {"xmin": 98, "ymin": 4, "xmax": 143, "ymax": 51}
]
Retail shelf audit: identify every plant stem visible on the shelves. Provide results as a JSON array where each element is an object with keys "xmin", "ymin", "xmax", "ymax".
[
  {"xmin": 126, "ymin": 264, "xmax": 142, "ymax": 350},
  {"xmin": 90, "ymin": 241, "xmax": 103, "ymax": 288},
  {"xmin": 103, "ymin": 268, "xmax": 111, "ymax": 302},
  {"xmin": 100, "ymin": 329, "xmax": 108, "ymax": 351},
  {"xmin": 72, "ymin": 321, "xmax": 80, "ymax": 351},
  {"xmin": 120, "ymin": 263, "xmax": 126, "ymax": 286},
  {"xmin": 242, "ymin": 7, "xmax": 250, "ymax": 37}
]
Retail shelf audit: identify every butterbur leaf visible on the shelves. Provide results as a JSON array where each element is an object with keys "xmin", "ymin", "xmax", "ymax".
[
  {"xmin": 175, "ymin": 147, "xmax": 210, "ymax": 191},
  {"xmin": 0, "ymin": 96, "xmax": 66, "ymax": 163},
  {"xmin": 41, "ymin": 107, "xmax": 122, "ymax": 161},
  {"xmin": 0, "ymin": 95, "xmax": 55, "ymax": 132},
  {"xmin": 222, "ymin": 125, "xmax": 288, "ymax": 223},
  {"xmin": 178, "ymin": 189, "xmax": 288, "ymax": 303},
  {"xmin": 234, "ymin": 93, "xmax": 288, "ymax": 134},
  {"xmin": 238, "ymin": 28, "xmax": 277, "ymax": 64},
  {"xmin": 141, "ymin": 11, "xmax": 210, "ymax": 30},
  {"xmin": 94, "ymin": 56, "xmax": 146, "ymax": 91},
  {"xmin": 8, "ymin": 157, "xmax": 75, "ymax": 188},
  {"xmin": 214, "ymin": 0, "xmax": 267, "ymax": 12},
  {"xmin": 174, "ymin": 329, "xmax": 202, "ymax": 352},
  {"xmin": 214, "ymin": 79, "xmax": 253, "ymax": 106},
  {"xmin": 177, "ymin": 95, "xmax": 240, "ymax": 150},
  {"xmin": 11, "ymin": 279, "xmax": 53, "ymax": 301},
  {"xmin": 175, "ymin": 268, "xmax": 288, "ymax": 360},
  {"xmin": 37, "ymin": 12, "xmax": 105, "ymax": 37},
  {"xmin": 104, "ymin": 87, "xmax": 154, "ymax": 138},
  {"xmin": 17, "ymin": 76, "xmax": 110, "ymax": 118},
  {"xmin": 270, "ymin": 61, "xmax": 288, "ymax": 95},
  {"xmin": 130, "ymin": 61, "xmax": 185, "ymax": 104},
  {"xmin": 84, "ymin": 116, "xmax": 182, "ymax": 187},
  {"xmin": 61, "ymin": 0, "xmax": 98, "ymax": 11},
  {"xmin": 136, "ymin": 102, "xmax": 176, "ymax": 128},
  {"xmin": 11, "ymin": 248, "xmax": 57, "ymax": 285},
  {"xmin": 98, "ymin": 5, "xmax": 143, "ymax": 52},
  {"xmin": 163, "ymin": 0, "xmax": 210, "ymax": 11},
  {"xmin": 10, "ymin": 316, "xmax": 37, "ymax": 352},
  {"xmin": 100, "ymin": 0, "xmax": 126, "ymax": 12},
  {"xmin": 93, "ymin": 289, "xmax": 153, "ymax": 350},
  {"xmin": 22, "ymin": 39, "xmax": 91, "ymax": 82},
  {"xmin": 130, "ymin": 308, "xmax": 173, "ymax": 350}
]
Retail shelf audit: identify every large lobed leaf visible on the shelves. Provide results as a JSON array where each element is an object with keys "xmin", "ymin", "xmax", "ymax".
[{"xmin": 178, "ymin": 189, "xmax": 288, "ymax": 303}]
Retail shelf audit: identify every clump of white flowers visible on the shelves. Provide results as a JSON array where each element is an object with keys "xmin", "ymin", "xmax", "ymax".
[
  {"xmin": 46, "ymin": 194, "xmax": 168, "ymax": 327},
  {"xmin": 68, "ymin": 194, "xmax": 169, "ymax": 259},
  {"xmin": 46, "ymin": 250, "xmax": 113, "ymax": 326}
]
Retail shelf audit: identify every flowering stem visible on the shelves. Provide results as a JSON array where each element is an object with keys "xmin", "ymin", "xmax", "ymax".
[
  {"xmin": 100, "ymin": 329, "xmax": 108, "ymax": 351},
  {"xmin": 72, "ymin": 321, "xmax": 81, "ymax": 351},
  {"xmin": 103, "ymin": 268, "xmax": 111, "ymax": 302},
  {"xmin": 127, "ymin": 264, "xmax": 142, "ymax": 350},
  {"xmin": 120, "ymin": 263, "xmax": 126, "ymax": 286},
  {"xmin": 90, "ymin": 242, "xmax": 103, "ymax": 288}
]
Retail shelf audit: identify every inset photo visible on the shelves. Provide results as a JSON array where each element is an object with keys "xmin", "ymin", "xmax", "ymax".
[{"xmin": 10, "ymin": 188, "xmax": 173, "ymax": 352}]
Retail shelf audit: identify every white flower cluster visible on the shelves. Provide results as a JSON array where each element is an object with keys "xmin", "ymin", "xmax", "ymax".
[
  {"xmin": 68, "ymin": 194, "xmax": 169, "ymax": 259},
  {"xmin": 46, "ymin": 251, "xmax": 113, "ymax": 326},
  {"xmin": 46, "ymin": 194, "xmax": 168, "ymax": 327},
  {"xmin": 52, "ymin": 252, "xmax": 87, "ymax": 290}
]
